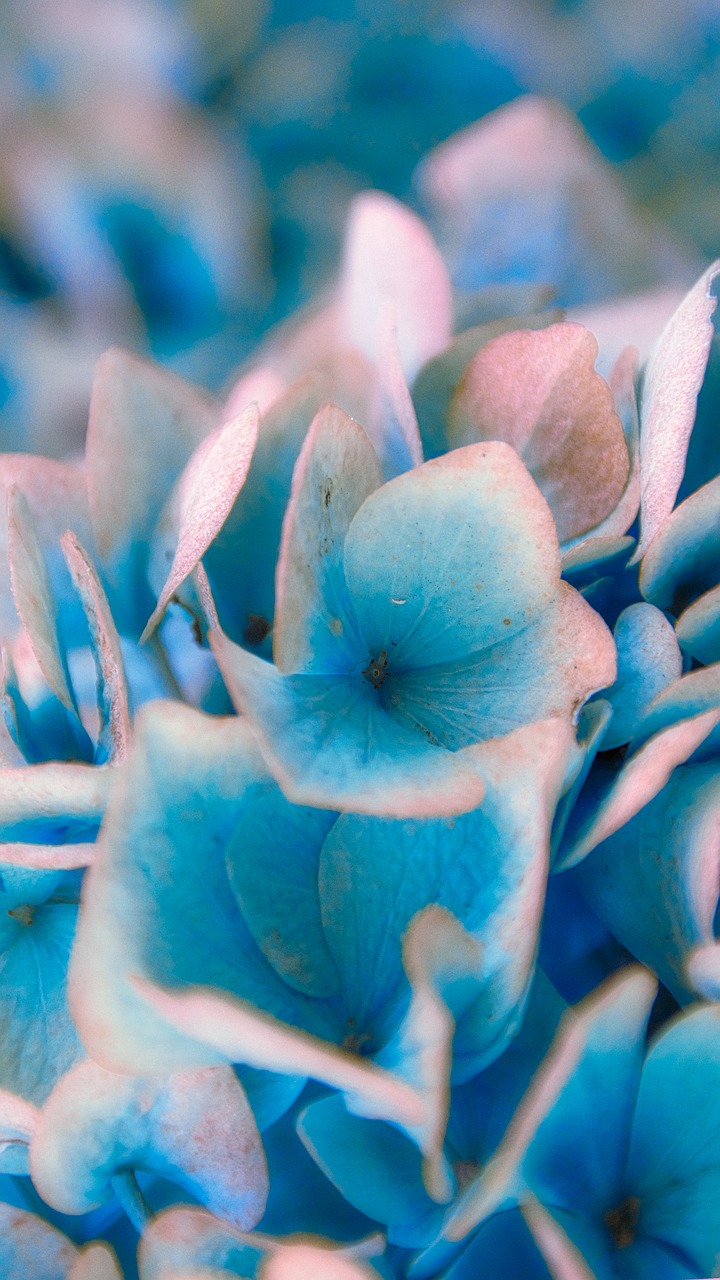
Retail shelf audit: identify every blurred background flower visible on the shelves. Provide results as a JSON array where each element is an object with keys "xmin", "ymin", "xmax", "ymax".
[{"xmin": 1, "ymin": 0, "xmax": 719, "ymax": 456}]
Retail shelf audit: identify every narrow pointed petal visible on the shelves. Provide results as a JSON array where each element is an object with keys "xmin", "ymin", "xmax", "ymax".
[
  {"xmin": 143, "ymin": 403, "xmax": 259, "ymax": 640},
  {"xmin": 447, "ymin": 324, "xmax": 629, "ymax": 543},
  {"xmin": 0, "ymin": 761, "xmax": 111, "ymax": 842},
  {"xmin": 339, "ymin": 191, "xmax": 452, "ymax": 381},
  {"xmin": 0, "ymin": 842, "xmax": 94, "ymax": 869},
  {"xmin": 61, "ymin": 534, "xmax": 130, "ymax": 763},
  {"xmin": 85, "ymin": 348, "xmax": 219, "ymax": 631},
  {"xmin": 211, "ymin": 633, "xmax": 487, "ymax": 817},
  {"xmin": 370, "ymin": 301, "xmax": 424, "ymax": 478},
  {"xmin": 522, "ymin": 1198, "xmax": 598, "ymax": 1280},
  {"xmin": 375, "ymin": 908, "xmax": 484, "ymax": 1201},
  {"xmin": 203, "ymin": 374, "xmax": 329, "ymax": 655},
  {"xmin": 626, "ymin": 1004, "xmax": 720, "ymax": 1277},
  {"xmin": 274, "ymin": 404, "xmax": 381, "ymax": 675},
  {"xmin": 636, "ymin": 262, "xmax": 720, "ymax": 559},
  {"xmin": 0, "ymin": 454, "xmax": 92, "ymax": 639},
  {"xmin": 31, "ymin": 1061, "xmax": 268, "ymax": 1229},
  {"xmin": 8, "ymin": 486, "xmax": 76, "ymax": 712},
  {"xmin": 558, "ymin": 707, "xmax": 720, "ymax": 869}
]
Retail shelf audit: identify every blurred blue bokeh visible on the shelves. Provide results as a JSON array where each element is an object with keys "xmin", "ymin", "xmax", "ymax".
[{"xmin": 0, "ymin": 0, "xmax": 719, "ymax": 453}]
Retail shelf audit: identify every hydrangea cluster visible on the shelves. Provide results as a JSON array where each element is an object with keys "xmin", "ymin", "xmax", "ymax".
[{"xmin": 2, "ymin": 97, "xmax": 720, "ymax": 1279}]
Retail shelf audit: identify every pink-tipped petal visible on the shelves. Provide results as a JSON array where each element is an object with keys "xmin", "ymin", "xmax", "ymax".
[
  {"xmin": 636, "ymin": 261, "xmax": 720, "ymax": 559},
  {"xmin": 68, "ymin": 1244, "xmax": 122, "ymax": 1280},
  {"xmin": 143, "ymin": 403, "xmax": 259, "ymax": 641},
  {"xmin": 558, "ymin": 707, "xmax": 720, "ymax": 870},
  {"xmin": 339, "ymin": 191, "xmax": 452, "ymax": 381},
  {"xmin": 7, "ymin": 486, "xmax": 76, "ymax": 713},
  {"xmin": 448, "ymin": 323, "xmax": 629, "ymax": 543},
  {"xmin": 131, "ymin": 974, "xmax": 426, "ymax": 1136},
  {"xmin": 61, "ymin": 533, "xmax": 130, "ymax": 763}
]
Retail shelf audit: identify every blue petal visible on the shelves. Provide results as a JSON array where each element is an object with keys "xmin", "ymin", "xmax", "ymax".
[
  {"xmin": 226, "ymin": 787, "xmax": 339, "ymax": 999},
  {"xmin": 70, "ymin": 701, "xmax": 333, "ymax": 1076},
  {"xmin": 572, "ymin": 761, "xmax": 720, "ymax": 1002},
  {"xmin": 343, "ymin": 441, "xmax": 560, "ymax": 672},
  {"xmin": 210, "ymin": 636, "xmax": 487, "ymax": 817},
  {"xmin": 0, "ymin": 900, "xmax": 82, "ymax": 1103},
  {"xmin": 384, "ymin": 585, "xmax": 614, "ymax": 749},
  {"xmin": 273, "ymin": 403, "xmax": 381, "ymax": 675},
  {"xmin": 599, "ymin": 605, "xmax": 681, "ymax": 751},
  {"xmin": 298, "ymin": 1094, "xmax": 443, "ymax": 1248},
  {"xmin": 625, "ymin": 1003, "xmax": 720, "ymax": 1277}
]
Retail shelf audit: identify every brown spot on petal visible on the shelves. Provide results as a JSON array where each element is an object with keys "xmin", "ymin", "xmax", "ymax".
[
  {"xmin": 8, "ymin": 904, "xmax": 34, "ymax": 926},
  {"xmin": 244, "ymin": 613, "xmax": 272, "ymax": 647},
  {"xmin": 605, "ymin": 1195, "xmax": 640, "ymax": 1249}
]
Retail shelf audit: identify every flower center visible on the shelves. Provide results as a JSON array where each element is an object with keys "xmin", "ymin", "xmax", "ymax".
[
  {"xmin": 362, "ymin": 650, "xmax": 388, "ymax": 689},
  {"xmin": 605, "ymin": 1195, "xmax": 640, "ymax": 1249},
  {"xmin": 8, "ymin": 903, "xmax": 34, "ymax": 926},
  {"xmin": 453, "ymin": 1159, "xmax": 481, "ymax": 1191}
]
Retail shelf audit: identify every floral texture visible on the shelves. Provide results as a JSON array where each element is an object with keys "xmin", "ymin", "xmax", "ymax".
[{"xmin": 1, "ymin": 95, "xmax": 720, "ymax": 1280}]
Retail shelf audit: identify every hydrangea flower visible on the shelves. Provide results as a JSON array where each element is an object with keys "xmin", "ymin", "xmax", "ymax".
[{"xmin": 2, "ymin": 94, "xmax": 720, "ymax": 1280}]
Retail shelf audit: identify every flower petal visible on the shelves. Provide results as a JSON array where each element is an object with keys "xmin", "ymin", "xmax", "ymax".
[
  {"xmin": 447, "ymin": 323, "xmax": 629, "ymax": 543},
  {"xmin": 69, "ymin": 700, "xmax": 325, "ymax": 1075},
  {"xmin": 442, "ymin": 968, "xmax": 656, "ymax": 1240},
  {"xmin": 339, "ymin": 191, "xmax": 452, "ymax": 381},
  {"xmin": 385, "ymin": 584, "xmax": 615, "ymax": 750},
  {"xmin": 61, "ymin": 534, "xmax": 130, "ymax": 764},
  {"xmin": 85, "ymin": 347, "xmax": 219, "ymax": 632},
  {"xmin": 68, "ymin": 1244, "xmax": 122, "ymax": 1280},
  {"xmin": 635, "ymin": 262, "xmax": 720, "ymax": 559},
  {"xmin": 0, "ymin": 1086, "xmax": 38, "ymax": 1174},
  {"xmin": 7, "ymin": 486, "xmax": 76, "ymax": 713},
  {"xmin": 639, "ymin": 474, "xmax": 720, "ymax": 612},
  {"xmin": 626, "ymin": 1003, "xmax": 720, "ymax": 1276},
  {"xmin": 143, "ymin": 403, "xmax": 259, "ymax": 641},
  {"xmin": 31, "ymin": 1060, "xmax": 268, "ymax": 1229},
  {"xmin": 600, "ymin": 604, "xmax": 682, "ymax": 751},
  {"xmin": 273, "ymin": 404, "xmax": 381, "ymax": 675},
  {"xmin": 210, "ymin": 635, "xmax": 488, "ymax": 817},
  {"xmin": 573, "ymin": 761, "xmax": 720, "ymax": 1002},
  {"xmin": 0, "ymin": 1204, "xmax": 78, "ymax": 1279},
  {"xmin": 298, "ymin": 1094, "xmax": 443, "ymax": 1249},
  {"xmin": 343, "ymin": 441, "xmax": 560, "ymax": 671}
]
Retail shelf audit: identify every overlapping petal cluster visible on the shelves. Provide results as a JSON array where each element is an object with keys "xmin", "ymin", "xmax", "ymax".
[{"xmin": 1, "ymin": 97, "xmax": 720, "ymax": 1280}]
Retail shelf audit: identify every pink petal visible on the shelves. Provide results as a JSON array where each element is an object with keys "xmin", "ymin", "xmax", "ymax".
[
  {"xmin": 635, "ymin": 261, "xmax": 720, "ymax": 559},
  {"xmin": 447, "ymin": 323, "xmax": 629, "ymax": 543},
  {"xmin": 339, "ymin": 191, "xmax": 452, "ymax": 381},
  {"xmin": 142, "ymin": 403, "xmax": 259, "ymax": 641},
  {"xmin": 61, "ymin": 534, "xmax": 130, "ymax": 763}
]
